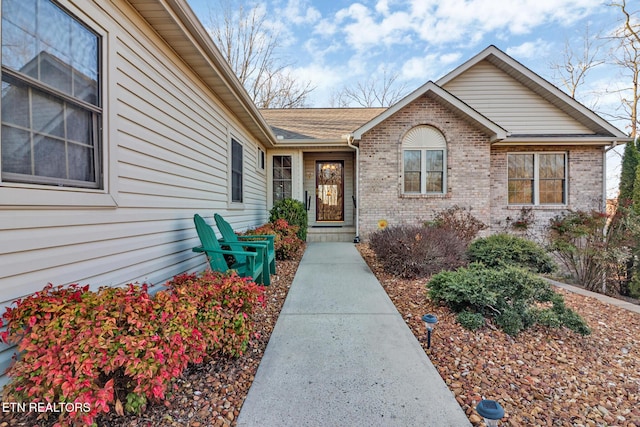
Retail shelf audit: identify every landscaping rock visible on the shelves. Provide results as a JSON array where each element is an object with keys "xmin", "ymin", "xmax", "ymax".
[
  {"xmin": 358, "ymin": 244, "xmax": 640, "ymax": 427},
  {"xmin": 4, "ymin": 243, "xmax": 639, "ymax": 427}
]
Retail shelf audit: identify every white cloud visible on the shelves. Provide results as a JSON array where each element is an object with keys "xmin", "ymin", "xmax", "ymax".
[
  {"xmin": 409, "ymin": 0, "xmax": 601, "ymax": 46},
  {"xmin": 506, "ymin": 39, "xmax": 552, "ymax": 59},
  {"xmin": 291, "ymin": 62, "xmax": 347, "ymax": 105},
  {"xmin": 440, "ymin": 52, "xmax": 463, "ymax": 65},
  {"xmin": 334, "ymin": 4, "xmax": 416, "ymax": 50},
  {"xmin": 401, "ymin": 54, "xmax": 441, "ymax": 80},
  {"xmin": 375, "ymin": 0, "xmax": 390, "ymax": 15},
  {"xmin": 336, "ymin": 4, "xmax": 379, "ymax": 49},
  {"xmin": 281, "ymin": 0, "xmax": 321, "ymax": 25},
  {"xmin": 313, "ymin": 18, "xmax": 338, "ymax": 36},
  {"xmin": 307, "ymin": 0, "xmax": 604, "ymax": 62}
]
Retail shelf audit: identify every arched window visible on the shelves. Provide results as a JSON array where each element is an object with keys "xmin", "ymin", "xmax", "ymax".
[{"xmin": 402, "ymin": 126, "xmax": 446, "ymax": 194}]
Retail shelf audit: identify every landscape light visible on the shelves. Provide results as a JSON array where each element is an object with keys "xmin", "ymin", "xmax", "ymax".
[
  {"xmin": 476, "ymin": 399, "xmax": 505, "ymax": 427},
  {"xmin": 421, "ymin": 314, "xmax": 438, "ymax": 349}
]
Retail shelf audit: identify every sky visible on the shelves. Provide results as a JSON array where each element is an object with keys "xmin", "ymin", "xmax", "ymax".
[{"xmin": 186, "ymin": 0, "xmax": 635, "ymax": 195}]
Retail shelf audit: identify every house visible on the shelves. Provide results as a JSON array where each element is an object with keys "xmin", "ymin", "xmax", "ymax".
[
  {"xmin": 0, "ymin": 0, "xmax": 630, "ymax": 385},
  {"xmin": 262, "ymin": 47, "xmax": 631, "ymax": 240},
  {"xmin": 0, "ymin": 0, "xmax": 277, "ymax": 383}
]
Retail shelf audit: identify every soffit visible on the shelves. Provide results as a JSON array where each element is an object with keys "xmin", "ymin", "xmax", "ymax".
[{"xmin": 125, "ymin": 0, "xmax": 276, "ymax": 147}]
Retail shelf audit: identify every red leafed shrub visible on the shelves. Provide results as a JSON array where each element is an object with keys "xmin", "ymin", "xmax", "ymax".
[
  {"xmin": 0, "ymin": 272, "xmax": 265, "ymax": 426},
  {"xmin": 166, "ymin": 271, "xmax": 265, "ymax": 357},
  {"xmin": 244, "ymin": 218, "xmax": 303, "ymax": 260}
]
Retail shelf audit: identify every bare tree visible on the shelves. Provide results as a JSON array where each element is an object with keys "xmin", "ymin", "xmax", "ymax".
[
  {"xmin": 550, "ymin": 24, "xmax": 606, "ymax": 102},
  {"xmin": 608, "ymin": 0, "xmax": 640, "ymax": 138},
  {"xmin": 204, "ymin": 0, "xmax": 314, "ymax": 108},
  {"xmin": 330, "ymin": 69, "xmax": 409, "ymax": 108}
]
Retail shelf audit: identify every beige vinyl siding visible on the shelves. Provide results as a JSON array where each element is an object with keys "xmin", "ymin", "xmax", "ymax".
[
  {"xmin": 442, "ymin": 60, "xmax": 592, "ymax": 135},
  {"xmin": 0, "ymin": 0, "xmax": 267, "ymax": 385},
  {"xmin": 303, "ymin": 152, "xmax": 355, "ymax": 227}
]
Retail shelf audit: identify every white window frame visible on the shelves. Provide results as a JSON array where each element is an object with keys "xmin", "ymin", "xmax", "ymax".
[
  {"xmin": 0, "ymin": 0, "xmax": 114, "ymax": 207},
  {"xmin": 272, "ymin": 154, "xmax": 293, "ymax": 203},
  {"xmin": 401, "ymin": 125, "xmax": 447, "ymax": 195},
  {"xmin": 230, "ymin": 137, "xmax": 244, "ymax": 204},
  {"xmin": 1, "ymin": 0, "xmax": 102, "ymax": 189},
  {"xmin": 507, "ymin": 152, "xmax": 568, "ymax": 206},
  {"xmin": 257, "ymin": 147, "xmax": 266, "ymax": 172}
]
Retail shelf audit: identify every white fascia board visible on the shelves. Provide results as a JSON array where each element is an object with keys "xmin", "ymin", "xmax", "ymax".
[
  {"xmin": 493, "ymin": 136, "xmax": 633, "ymax": 146},
  {"xmin": 273, "ymin": 138, "xmax": 353, "ymax": 150},
  {"xmin": 351, "ymin": 81, "xmax": 507, "ymax": 141}
]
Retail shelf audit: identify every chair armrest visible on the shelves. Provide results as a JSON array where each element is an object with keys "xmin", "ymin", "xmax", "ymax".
[
  {"xmin": 226, "ymin": 241, "xmax": 270, "ymax": 250},
  {"xmin": 192, "ymin": 245, "xmax": 258, "ymax": 258},
  {"xmin": 236, "ymin": 235, "xmax": 275, "ymax": 252},
  {"xmin": 238, "ymin": 234, "xmax": 275, "ymax": 243}
]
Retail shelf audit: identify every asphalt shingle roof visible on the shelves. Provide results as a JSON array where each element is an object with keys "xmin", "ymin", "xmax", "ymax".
[{"xmin": 259, "ymin": 108, "xmax": 386, "ymax": 140}]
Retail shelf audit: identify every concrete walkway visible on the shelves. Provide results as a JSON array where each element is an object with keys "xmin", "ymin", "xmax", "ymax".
[
  {"xmin": 546, "ymin": 278, "xmax": 640, "ymax": 315},
  {"xmin": 237, "ymin": 243, "xmax": 471, "ymax": 427}
]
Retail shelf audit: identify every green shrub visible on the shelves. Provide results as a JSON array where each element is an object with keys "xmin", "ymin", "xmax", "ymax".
[
  {"xmin": 467, "ymin": 233, "xmax": 556, "ymax": 273},
  {"xmin": 369, "ymin": 225, "xmax": 468, "ymax": 278},
  {"xmin": 269, "ymin": 198, "xmax": 308, "ymax": 241},
  {"xmin": 428, "ymin": 264, "xmax": 590, "ymax": 336},
  {"xmin": 0, "ymin": 271, "xmax": 265, "ymax": 426},
  {"xmin": 244, "ymin": 218, "xmax": 303, "ymax": 260},
  {"xmin": 630, "ymin": 276, "xmax": 640, "ymax": 299},
  {"xmin": 548, "ymin": 208, "xmax": 640, "ymax": 295},
  {"xmin": 495, "ymin": 307, "xmax": 526, "ymax": 336},
  {"xmin": 456, "ymin": 311, "xmax": 485, "ymax": 330},
  {"xmin": 548, "ymin": 210, "xmax": 609, "ymax": 291}
]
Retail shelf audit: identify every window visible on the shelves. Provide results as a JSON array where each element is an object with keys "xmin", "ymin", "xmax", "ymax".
[
  {"xmin": 257, "ymin": 147, "xmax": 265, "ymax": 171},
  {"xmin": 1, "ymin": 0, "xmax": 101, "ymax": 188},
  {"xmin": 508, "ymin": 153, "xmax": 566, "ymax": 205},
  {"xmin": 402, "ymin": 126, "xmax": 446, "ymax": 194},
  {"xmin": 273, "ymin": 155, "xmax": 292, "ymax": 202},
  {"xmin": 231, "ymin": 139, "xmax": 243, "ymax": 202}
]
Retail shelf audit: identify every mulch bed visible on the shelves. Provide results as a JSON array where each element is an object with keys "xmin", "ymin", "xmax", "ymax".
[
  {"xmin": 357, "ymin": 244, "xmax": 640, "ymax": 427},
  {"xmin": 1, "ymin": 247, "xmax": 304, "ymax": 427},
  {"xmin": 3, "ymin": 242, "xmax": 640, "ymax": 426}
]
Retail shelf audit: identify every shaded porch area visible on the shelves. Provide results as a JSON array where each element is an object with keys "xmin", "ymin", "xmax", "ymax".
[{"xmin": 303, "ymin": 151, "xmax": 357, "ymax": 242}]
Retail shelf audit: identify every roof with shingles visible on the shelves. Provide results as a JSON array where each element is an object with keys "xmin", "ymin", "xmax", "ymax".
[{"xmin": 259, "ymin": 108, "xmax": 386, "ymax": 140}]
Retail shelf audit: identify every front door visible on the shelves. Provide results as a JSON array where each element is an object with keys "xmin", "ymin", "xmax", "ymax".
[{"xmin": 316, "ymin": 161, "xmax": 344, "ymax": 222}]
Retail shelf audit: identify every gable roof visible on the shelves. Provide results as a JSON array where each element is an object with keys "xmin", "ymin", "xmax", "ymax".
[
  {"xmin": 438, "ymin": 45, "xmax": 629, "ymax": 141},
  {"xmin": 260, "ymin": 108, "xmax": 386, "ymax": 141},
  {"xmin": 126, "ymin": 0, "xmax": 277, "ymax": 147},
  {"xmin": 351, "ymin": 81, "xmax": 508, "ymax": 141}
]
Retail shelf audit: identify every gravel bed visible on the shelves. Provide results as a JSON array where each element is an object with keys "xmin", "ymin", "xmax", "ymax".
[
  {"xmin": 358, "ymin": 244, "xmax": 640, "ymax": 427},
  {"xmin": 4, "ymin": 243, "xmax": 640, "ymax": 427},
  {"xmin": 1, "ymin": 247, "xmax": 303, "ymax": 427}
]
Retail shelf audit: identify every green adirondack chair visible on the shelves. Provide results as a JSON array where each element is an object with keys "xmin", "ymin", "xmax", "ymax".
[
  {"xmin": 214, "ymin": 213, "xmax": 276, "ymax": 279},
  {"xmin": 192, "ymin": 214, "xmax": 266, "ymax": 285}
]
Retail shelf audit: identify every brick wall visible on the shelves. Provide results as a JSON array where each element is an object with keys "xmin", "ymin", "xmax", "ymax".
[
  {"xmin": 490, "ymin": 145, "xmax": 605, "ymax": 240},
  {"xmin": 358, "ymin": 93, "xmax": 492, "ymax": 239},
  {"xmin": 357, "ymin": 92, "xmax": 606, "ymax": 241}
]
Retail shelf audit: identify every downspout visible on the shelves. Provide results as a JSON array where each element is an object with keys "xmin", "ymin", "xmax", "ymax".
[
  {"xmin": 602, "ymin": 141, "xmax": 619, "ymax": 294},
  {"xmin": 604, "ymin": 142, "xmax": 619, "ymax": 211},
  {"xmin": 346, "ymin": 134, "xmax": 360, "ymax": 243}
]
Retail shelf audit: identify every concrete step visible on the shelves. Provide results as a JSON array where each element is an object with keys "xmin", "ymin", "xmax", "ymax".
[{"xmin": 306, "ymin": 226, "xmax": 356, "ymax": 242}]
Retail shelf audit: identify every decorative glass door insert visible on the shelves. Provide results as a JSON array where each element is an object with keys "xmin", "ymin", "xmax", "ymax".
[{"xmin": 316, "ymin": 161, "xmax": 344, "ymax": 221}]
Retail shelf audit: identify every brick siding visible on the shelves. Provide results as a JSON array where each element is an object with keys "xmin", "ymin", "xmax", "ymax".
[{"xmin": 357, "ymin": 92, "xmax": 605, "ymax": 240}]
